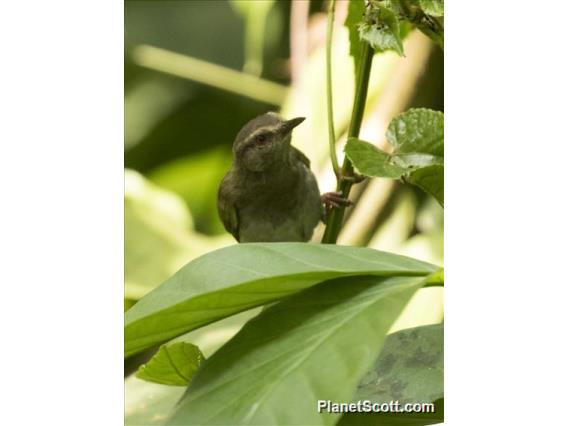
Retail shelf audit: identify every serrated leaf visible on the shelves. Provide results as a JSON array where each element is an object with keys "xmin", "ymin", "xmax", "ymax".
[
  {"xmin": 345, "ymin": 0, "xmax": 366, "ymax": 75},
  {"xmin": 125, "ymin": 243, "xmax": 437, "ymax": 357},
  {"xmin": 408, "ymin": 164, "xmax": 444, "ymax": 206},
  {"xmin": 359, "ymin": 5, "xmax": 404, "ymax": 56},
  {"xmin": 345, "ymin": 138, "xmax": 407, "ymax": 178},
  {"xmin": 419, "ymin": 0, "xmax": 444, "ymax": 17},
  {"xmin": 345, "ymin": 138, "xmax": 443, "ymax": 179},
  {"xmin": 346, "ymin": 109, "xmax": 443, "ymax": 206},
  {"xmin": 136, "ymin": 342, "xmax": 204, "ymax": 386},
  {"xmin": 388, "ymin": 109, "xmax": 443, "ymax": 205},
  {"xmin": 167, "ymin": 275, "xmax": 429, "ymax": 425},
  {"xmin": 386, "ymin": 108, "xmax": 444, "ymax": 156}
]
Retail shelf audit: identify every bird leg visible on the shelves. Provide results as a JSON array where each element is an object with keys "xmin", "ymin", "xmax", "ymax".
[
  {"xmin": 321, "ymin": 191, "xmax": 353, "ymax": 209},
  {"xmin": 321, "ymin": 192, "xmax": 353, "ymax": 223}
]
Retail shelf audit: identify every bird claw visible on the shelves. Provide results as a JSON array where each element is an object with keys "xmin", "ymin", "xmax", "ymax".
[{"xmin": 321, "ymin": 192, "xmax": 353, "ymax": 210}]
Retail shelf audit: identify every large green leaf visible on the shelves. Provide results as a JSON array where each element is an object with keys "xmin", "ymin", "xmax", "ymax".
[
  {"xmin": 337, "ymin": 324, "xmax": 443, "ymax": 425},
  {"xmin": 355, "ymin": 324, "xmax": 443, "ymax": 404},
  {"xmin": 125, "ymin": 243, "xmax": 437, "ymax": 357},
  {"xmin": 136, "ymin": 341, "xmax": 204, "ymax": 386},
  {"xmin": 167, "ymin": 274, "xmax": 429, "ymax": 425}
]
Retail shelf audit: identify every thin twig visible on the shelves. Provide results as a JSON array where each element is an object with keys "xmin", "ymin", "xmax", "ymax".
[
  {"xmin": 326, "ymin": 0, "xmax": 341, "ymax": 178},
  {"xmin": 131, "ymin": 45, "xmax": 287, "ymax": 106}
]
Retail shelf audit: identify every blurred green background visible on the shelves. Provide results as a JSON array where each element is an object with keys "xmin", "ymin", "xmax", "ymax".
[{"xmin": 125, "ymin": 1, "xmax": 443, "ymax": 422}]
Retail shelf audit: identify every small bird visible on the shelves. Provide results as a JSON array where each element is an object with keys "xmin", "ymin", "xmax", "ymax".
[{"xmin": 218, "ymin": 112, "xmax": 351, "ymax": 243}]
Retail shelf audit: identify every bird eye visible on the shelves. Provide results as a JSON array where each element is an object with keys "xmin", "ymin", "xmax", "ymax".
[{"xmin": 256, "ymin": 134, "xmax": 267, "ymax": 143}]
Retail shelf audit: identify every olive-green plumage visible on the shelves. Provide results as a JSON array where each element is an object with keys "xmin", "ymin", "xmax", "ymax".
[{"xmin": 217, "ymin": 112, "xmax": 323, "ymax": 242}]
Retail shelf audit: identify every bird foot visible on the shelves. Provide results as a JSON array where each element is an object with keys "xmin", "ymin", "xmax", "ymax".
[{"xmin": 321, "ymin": 192, "xmax": 353, "ymax": 210}]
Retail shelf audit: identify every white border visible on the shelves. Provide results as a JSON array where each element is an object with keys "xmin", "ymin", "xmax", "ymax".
[{"xmin": 0, "ymin": 1, "xmax": 123, "ymax": 424}]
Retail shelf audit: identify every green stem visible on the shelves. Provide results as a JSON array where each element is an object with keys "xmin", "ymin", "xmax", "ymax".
[
  {"xmin": 322, "ymin": 42, "xmax": 374, "ymax": 244},
  {"xmin": 326, "ymin": 0, "xmax": 340, "ymax": 178}
]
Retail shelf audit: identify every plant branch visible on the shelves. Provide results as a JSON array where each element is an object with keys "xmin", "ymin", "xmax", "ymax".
[
  {"xmin": 326, "ymin": 0, "xmax": 341, "ymax": 178},
  {"xmin": 322, "ymin": 42, "xmax": 375, "ymax": 244},
  {"xmin": 130, "ymin": 44, "xmax": 287, "ymax": 106},
  {"xmin": 338, "ymin": 31, "xmax": 434, "ymax": 246}
]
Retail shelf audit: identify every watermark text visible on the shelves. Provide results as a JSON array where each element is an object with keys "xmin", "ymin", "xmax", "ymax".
[{"xmin": 317, "ymin": 400, "xmax": 435, "ymax": 414}]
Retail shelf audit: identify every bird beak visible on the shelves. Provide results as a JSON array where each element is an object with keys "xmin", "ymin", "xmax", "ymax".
[{"xmin": 279, "ymin": 117, "xmax": 305, "ymax": 134}]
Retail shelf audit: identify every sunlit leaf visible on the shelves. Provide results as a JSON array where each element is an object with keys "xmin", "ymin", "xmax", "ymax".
[
  {"xmin": 345, "ymin": 138, "xmax": 406, "ymax": 178},
  {"xmin": 125, "ymin": 169, "xmax": 195, "ymax": 299},
  {"xmin": 167, "ymin": 275, "xmax": 429, "ymax": 425},
  {"xmin": 386, "ymin": 108, "xmax": 443, "ymax": 156},
  {"xmin": 125, "ymin": 243, "xmax": 438, "ymax": 357},
  {"xmin": 393, "ymin": 152, "xmax": 443, "ymax": 168},
  {"xmin": 124, "ymin": 170, "xmax": 232, "ymax": 300},
  {"xmin": 136, "ymin": 342, "xmax": 204, "ymax": 386}
]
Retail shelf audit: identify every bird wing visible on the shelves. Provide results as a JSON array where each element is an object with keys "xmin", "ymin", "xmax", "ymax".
[
  {"xmin": 291, "ymin": 146, "xmax": 311, "ymax": 168},
  {"xmin": 217, "ymin": 175, "xmax": 240, "ymax": 241}
]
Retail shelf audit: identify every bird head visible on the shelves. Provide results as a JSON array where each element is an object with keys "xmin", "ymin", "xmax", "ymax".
[{"xmin": 233, "ymin": 112, "xmax": 305, "ymax": 172}]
